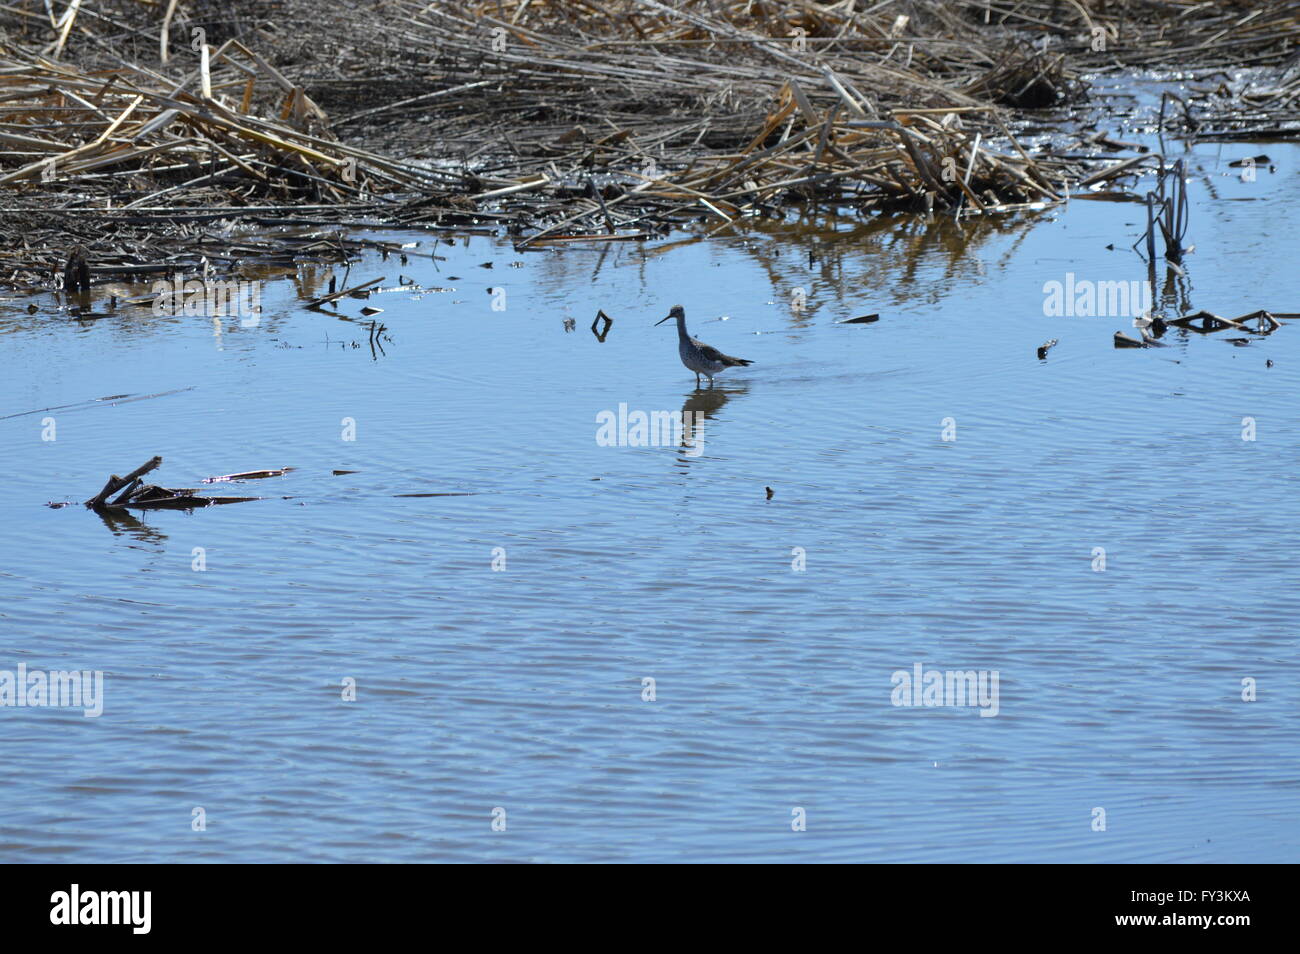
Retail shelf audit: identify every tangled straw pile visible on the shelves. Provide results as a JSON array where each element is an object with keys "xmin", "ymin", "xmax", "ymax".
[
  {"xmin": 0, "ymin": 0, "xmax": 1297, "ymax": 287},
  {"xmin": 0, "ymin": 22, "xmax": 482, "ymax": 285}
]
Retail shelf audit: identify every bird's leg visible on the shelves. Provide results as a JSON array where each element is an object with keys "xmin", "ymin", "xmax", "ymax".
[{"xmin": 695, "ymin": 372, "xmax": 701, "ymax": 388}]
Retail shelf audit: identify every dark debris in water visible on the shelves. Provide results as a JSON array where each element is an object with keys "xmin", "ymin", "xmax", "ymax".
[
  {"xmin": 1167, "ymin": 309, "xmax": 1287, "ymax": 335},
  {"xmin": 202, "ymin": 468, "xmax": 295, "ymax": 484},
  {"xmin": 56, "ymin": 457, "xmax": 472, "ymax": 511},
  {"xmin": 392, "ymin": 493, "xmax": 476, "ymax": 498},
  {"xmin": 1117, "ymin": 310, "xmax": 1291, "ymax": 349},
  {"xmin": 79, "ymin": 456, "xmax": 265, "ymax": 511}
]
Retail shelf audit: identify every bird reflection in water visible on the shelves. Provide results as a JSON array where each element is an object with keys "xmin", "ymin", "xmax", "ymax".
[{"xmin": 677, "ymin": 383, "xmax": 748, "ymax": 460}]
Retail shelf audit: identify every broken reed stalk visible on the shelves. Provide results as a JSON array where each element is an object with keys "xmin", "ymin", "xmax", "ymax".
[
  {"xmin": 1159, "ymin": 159, "xmax": 1190, "ymax": 264},
  {"xmin": 63, "ymin": 245, "xmax": 90, "ymax": 292},
  {"xmin": 85, "ymin": 455, "xmax": 162, "ymax": 509},
  {"xmin": 1138, "ymin": 158, "xmax": 1190, "ymax": 265}
]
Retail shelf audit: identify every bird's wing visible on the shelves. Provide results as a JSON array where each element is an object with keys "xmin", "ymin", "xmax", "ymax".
[
  {"xmin": 694, "ymin": 339, "xmax": 752, "ymax": 366},
  {"xmin": 693, "ymin": 340, "xmax": 727, "ymax": 361}
]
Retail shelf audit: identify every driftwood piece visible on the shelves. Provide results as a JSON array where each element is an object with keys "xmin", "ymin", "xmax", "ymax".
[
  {"xmin": 108, "ymin": 479, "xmax": 143, "ymax": 508},
  {"xmin": 85, "ymin": 456, "xmax": 163, "ymax": 508},
  {"xmin": 81, "ymin": 456, "xmax": 280, "ymax": 510},
  {"xmin": 1166, "ymin": 310, "xmax": 1246, "ymax": 334},
  {"xmin": 305, "ymin": 276, "xmax": 386, "ymax": 310},
  {"xmin": 1231, "ymin": 310, "xmax": 1283, "ymax": 334},
  {"xmin": 201, "ymin": 468, "xmax": 293, "ymax": 483},
  {"xmin": 130, "ymin": 488, "xmax": 255, "ymax": 509}
]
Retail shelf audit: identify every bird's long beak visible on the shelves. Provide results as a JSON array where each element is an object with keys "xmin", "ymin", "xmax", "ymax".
[{"xmin": 654, "ymin": 314, "xmax": 672, "ymax": 325}]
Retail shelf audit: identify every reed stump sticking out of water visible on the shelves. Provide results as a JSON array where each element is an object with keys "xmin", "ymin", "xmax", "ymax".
[{"xmin": 64, "ymin": 245, "xmax": 90, "ymax": 293}]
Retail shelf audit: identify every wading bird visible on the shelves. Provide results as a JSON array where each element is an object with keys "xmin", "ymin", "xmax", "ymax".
[{"xmin": 655, "ymin": 304, "xmax": 753, "ymax": 388}]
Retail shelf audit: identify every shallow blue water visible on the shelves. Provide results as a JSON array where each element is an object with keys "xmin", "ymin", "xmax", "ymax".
[{"xmin": 1, "ymin": 135, "xmax": 1297, "ymax": 862}]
